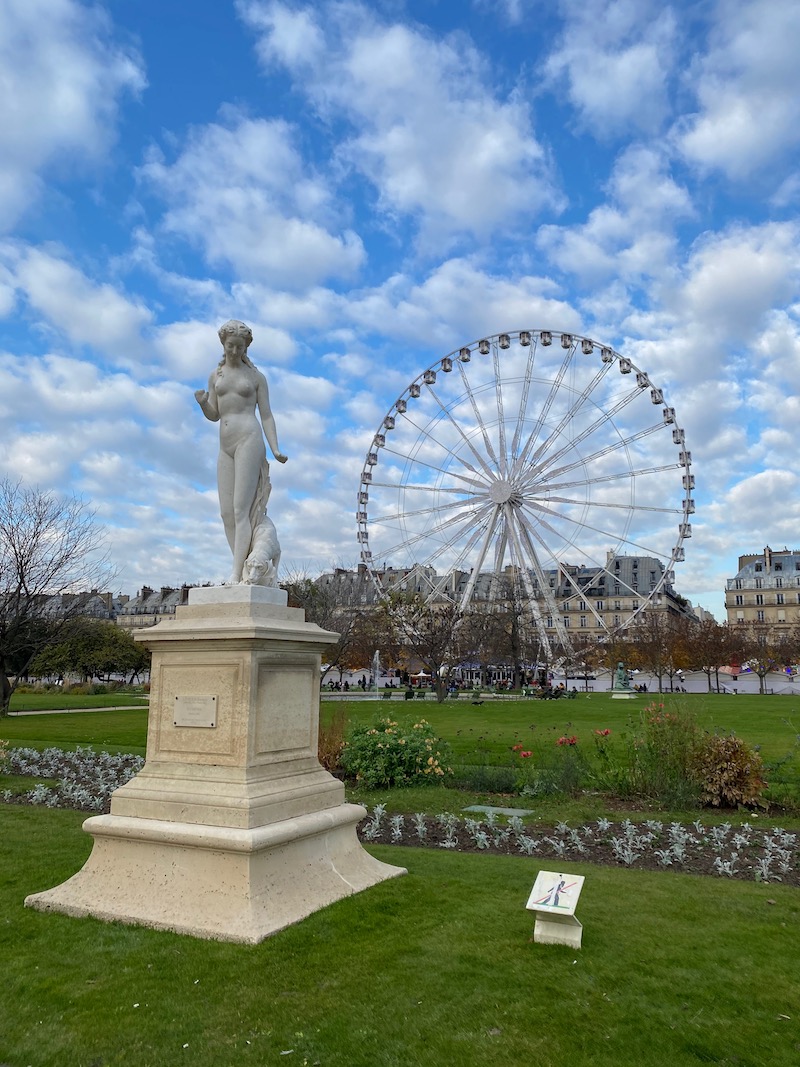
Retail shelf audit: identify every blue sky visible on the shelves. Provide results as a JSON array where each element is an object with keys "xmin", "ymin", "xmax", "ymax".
[{"xmin": 1, "ymin": 0, "xmax": 800, "ymax": 620}]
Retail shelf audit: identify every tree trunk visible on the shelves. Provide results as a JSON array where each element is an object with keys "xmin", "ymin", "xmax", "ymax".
[{"xmin": 0, "ymin": 668, "xmax": 11, "ymax": 717}]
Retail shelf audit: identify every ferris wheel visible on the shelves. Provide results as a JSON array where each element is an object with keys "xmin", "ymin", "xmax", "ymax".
[{"xmin": 357, "ymin": 329, "xmax": 694, "ymax": 659}]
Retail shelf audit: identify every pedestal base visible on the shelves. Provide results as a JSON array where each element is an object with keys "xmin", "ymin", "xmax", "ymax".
[
  {"xmin": 533, "ymin": 913, "xmax": 583, "ymax": 949},
  {"xmin": 26, "ymin": 803, "xmax": 404, "ymax": 943},
  {"xmin": 611, "ymin": 691, "xmax": 638, "ymax": 700},
  {"xmin": 25, "ymin": 589, "xmax": 406, "ymax": 942}
]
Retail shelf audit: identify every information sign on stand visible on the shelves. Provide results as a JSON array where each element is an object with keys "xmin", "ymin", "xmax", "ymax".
[{"xmin": 526, "ymin": 870, "xmax": 585, "ymax": 948}]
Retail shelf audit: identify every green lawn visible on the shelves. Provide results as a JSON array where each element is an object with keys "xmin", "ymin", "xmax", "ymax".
[
  {"xmin": 4, "ymin": 695, "xmax": 799, "ymax": 815},
  {"xmin": 1, "ymin": 707, "xmax": 149, "ymax": 756},
  {"xmin": 1, "ymin": 804, "xmax": 798, "ymax": 1067},
  {"xmin": 322, "ymin": 693, "xmax": 800, "ymax": 763},
  {"xmin": 9, "ymin": 692, "xmax": 148, "ymax": 712}
]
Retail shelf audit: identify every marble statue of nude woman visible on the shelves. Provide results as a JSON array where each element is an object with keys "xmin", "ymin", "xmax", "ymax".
[{"xmin": 194, "ymin": 320, "xmax": 287, "ymax": 585}]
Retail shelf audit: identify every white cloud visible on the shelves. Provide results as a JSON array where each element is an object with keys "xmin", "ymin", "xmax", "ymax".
[
  {"xmin": 140, "ymin": 114, "xmax": 365, "ymax": 288},
  {"xmin": 675, "ymin": 0, "xmax": 800, "ymax": 180},
  {"xmin": 239, "ymin": 1, "xmax": 562, "ymax": 247},
  {"xmin": 537, "ymin": 145, "xmax": 693, "ymax": 287},
  {"xmin": 0, "ymin": 0, "xmax": 144, "ymax": 230},
  {"xmin": 7, "ymin": 246, "xmax": 152, "ymax": 362},
  {"xmin": 345, "ymin": 257, "xmax": 579, "ymax": 351},
  {"xmin": 544, "ymin": 0, "xmax": 677, "ymax": 137}
]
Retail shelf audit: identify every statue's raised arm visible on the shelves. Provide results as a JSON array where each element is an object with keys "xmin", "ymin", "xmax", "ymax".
[{"xmin": 195, "ymin": 320, "xmax": 286, "ymax": 586}]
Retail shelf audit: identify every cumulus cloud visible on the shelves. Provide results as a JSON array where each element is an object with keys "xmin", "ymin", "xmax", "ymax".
[
  {"xmin": 0, "ymin": 0, "xmax": 144, "ymax": 230},
  {"xmin": 544, "ymin": 0, "xmax": 677, "ymax": 137},
  {"xmin": 537, "ymin": 144, "xmax": 693, "ymax": 287},
  {"xmin": 238, "ymin": 0, "xmax": 562, "ymax": 247},
  {"xmin": 5, "ymin": 245, "xmax": 152, "ymax": 363},
  {"xmin": 675, "ymin": 0, "xmax": 800, "ymax": 181},
  {"xmin": 139, "ymin": 114, "xmax": 365, "ymax": 288}
]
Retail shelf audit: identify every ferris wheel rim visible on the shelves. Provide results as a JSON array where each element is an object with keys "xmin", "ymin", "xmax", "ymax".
[{"xmin": 356, "ymin": 328, "xmax": 694, "ymax": 648}]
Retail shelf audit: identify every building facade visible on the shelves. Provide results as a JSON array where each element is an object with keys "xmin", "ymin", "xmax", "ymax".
[{"xmin": 725, "ymin": 546, "xmax": 800, "ymax": 631}]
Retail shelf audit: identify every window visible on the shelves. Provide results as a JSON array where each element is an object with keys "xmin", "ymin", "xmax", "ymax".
[
  {"xmin": 563, "ymin": 617, "xmax": 570, "ymax": 629},
  {"xmin": 595, "ymin": 601, "xmax": 604, "ymax": 612},
  {"xmin": 613, "ymin": 615, "xmax": 621, "ymax": 627},
  {"xmin": 734, "ymin": 595, "xmax": 743, "ymax": 606},
  {"xmin": 776, "ymin": 593, "xmax": 784, "ymax": 605},
  {"xmin": 756, "ymin": 610, "xmax": 765, "ymax": 622},
  {"xmin": 736, "ymin": 611, "xmax": 744, "ymax": 621},
  {"xmin": 775, "ymin": 563, "xmax": 783, "ymax": 571},
  {"xmin": 614, "ymin": 600, "xmax": 621, "ymax": 610},
  {"xmin": 632, "ymin": 600, "xmax": 640, "ymax": 610},
  {"xmin": 578, "ymin": 599, "xmax": 586, "ymax": 610},
  {"xmin": 546, "ymin": 616, "xmax": 553, "ymax": 628},
  {"xmin": 776, "ymin": 577, "xmax": 783, "ymax": 588},
  {"xmin": 735, "ymin": 579, "xmax": 742, "ymax": 589},
  {"xmin": 755, "ymin": 563, "xmax": 763, "ymax": 571},
  {"xmin": 756, "ymin": 594, "xmax": 763, "ymax": 605},
  {"xmin": 778, "ymin": 610, "xmax": 786, "ymax": 622},
  {"xmin": 755, "ymin": 578, "xmax": 763, "ymax": 589},
  {"xmin": 580, "ymin": 615, "xmax": 587, "ymax": 628}
]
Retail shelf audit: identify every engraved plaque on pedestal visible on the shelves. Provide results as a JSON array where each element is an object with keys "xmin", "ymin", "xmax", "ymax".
[{"xmin": 174, "ymin": 695, "xmax": 217, "ymax": 728}]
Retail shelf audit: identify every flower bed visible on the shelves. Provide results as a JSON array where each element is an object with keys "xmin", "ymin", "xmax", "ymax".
[{"xmin": 356, "ymin": 806, "xmax": 799, "ymax": 886}]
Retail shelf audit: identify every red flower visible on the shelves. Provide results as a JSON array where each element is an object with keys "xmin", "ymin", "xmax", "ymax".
[
  {"xmin": 520, "ymin": 750, "xmax": 532, "ymax": 758},
  {"xmin": 556, "ymin": 735, "xmax": 578, "ymax": 746},
  {"xmin": 594, "ymin": 728, "xmax": 611, "ymax": 737}
]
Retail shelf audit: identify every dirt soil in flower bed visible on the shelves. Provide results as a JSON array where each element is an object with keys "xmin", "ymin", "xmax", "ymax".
[{"xmin": 356, "ymin": 816, "xmax": 800, "ymax": 888}]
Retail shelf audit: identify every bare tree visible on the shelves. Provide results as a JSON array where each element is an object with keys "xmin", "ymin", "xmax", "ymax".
[
  {"xmin": 384, "ymin": 593, "xmax": 463, "ymax": 702},
  {"xmin": 0, "ymin": 479, "xmax": 114, "ymax": 714}
]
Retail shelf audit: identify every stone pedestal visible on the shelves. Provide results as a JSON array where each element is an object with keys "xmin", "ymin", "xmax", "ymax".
[{"xmin": 25, "ymin": 586, "xmax": 405, "ymax": 942}]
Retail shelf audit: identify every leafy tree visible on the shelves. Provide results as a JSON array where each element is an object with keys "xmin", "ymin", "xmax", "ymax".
[
  {"xmin": 0, "ymin": 478, "xmax": 114, "ymax": 714},
  {"xmin": 31, "ymin": 620, "xmax": 149, "ymax": 683}
]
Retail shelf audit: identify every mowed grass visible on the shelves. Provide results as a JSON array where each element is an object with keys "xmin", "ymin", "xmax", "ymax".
[
  {"xmin": 10, "ymin": 692, "xmax": 148, "ymax": 712},
  {"xmin": 2, "ymin": 804, "xmax": 799, "ymax": 1067},
  {"xmin": 1, "ymin": 707, "xmax": 149, "ymax": 756},
  {"xmin": 322, "ymin": 692, "xmax": 800, "ymax": 763}
]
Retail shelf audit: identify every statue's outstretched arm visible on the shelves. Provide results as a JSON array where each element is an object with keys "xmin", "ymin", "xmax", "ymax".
[{"xmin": 256, "ymin": 373, "xmax": 288, "ymax": 463}]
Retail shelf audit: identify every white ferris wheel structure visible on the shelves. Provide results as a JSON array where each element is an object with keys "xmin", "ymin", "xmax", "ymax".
[{"xmin": 357, "ymin": 329, "xmax": 694, "ymax": 661}]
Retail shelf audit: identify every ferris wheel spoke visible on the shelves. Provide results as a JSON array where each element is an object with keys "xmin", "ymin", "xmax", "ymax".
[
  {"xmin": 514, "ymin": 340, "xmax": 577, "ymax": 474},
  {"xmin": 369, "ymin": 479, "xmax": 484, "ymax": 498},
  {"xmin": 510, "ymin": 339, "xmax": 539, "ymax": 463},
  {"xmin": 379, "ymin": 446, "xmax": 489, "ymax": 492},
  {"xmin": 493, "ymin": 342, "xmax": 508, "ymax": 477},
  {"xmin": 369, "ymin": 498, "xmax": 492, "ymax": 563},
  {"xmin": 514, "ymin": 508, "xmax": 607, "ymax": 627},
  {"xmin": 505, "ymin": 510, "xmax": 567, "ymax": 651},
  {"xmin": 540, "ymin": 494, "xmax": 683, "ymax": 515},
  {"xmin": 519, "ymin": 387, "xmax": 648, "ymax": 488},
  {"xmin": 526, "ymin": 424, "xmax": 678, "ymax": 490},
  {"xmin": 371, "ymin": 494, "xmax": 490, "ymax": 526},
  {"xmin": 537, "ymin": 462, "xmax": 683, "ymax": 494},
  {"xmin": 395, "ymin": 411, "xmax": 490, "ymax": 482},
  {"xmin": 520, "ymin": 497, "xmax": 673, "ymax": 563},
  {"xmin": 457, "ymin": 506, "xmax": 502, "ymax": 610},
  {"xmin": 457, "ymin": 360, "xmax": 502, "ymax": 470},
  {"xmin": 417, "ymin": 503, "xmax": 499, "ymax": 586},
  {"xmin": 512, "ymin": 360, "xmax": 614, "ymax": 483},
  {"xmin": 425, "ymin": 385, "xmax": 498, "ymax": 481}
]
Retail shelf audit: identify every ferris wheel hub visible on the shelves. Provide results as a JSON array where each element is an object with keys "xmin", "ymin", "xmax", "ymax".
[{"xmin": 489, "ymin": 478, "xmax": 523, "ymax": 506}]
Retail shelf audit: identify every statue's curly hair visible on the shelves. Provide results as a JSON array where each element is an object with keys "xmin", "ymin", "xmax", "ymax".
[{"xmin": 217, "ymin": 319, "xmax": 256, "ymax": 369}]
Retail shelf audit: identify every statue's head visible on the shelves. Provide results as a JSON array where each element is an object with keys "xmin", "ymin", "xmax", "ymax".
[{"xmin": 218, "ymin": 320, "xmax": 253, "ymax": 348}]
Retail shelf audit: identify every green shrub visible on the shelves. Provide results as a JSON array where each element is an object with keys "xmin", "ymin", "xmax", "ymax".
[
  {"xmin": 627, "ymin": 702, "xmax": 702, "ymax": 809},
  {"xmin": 694, "ymin": 734, "xmax": 767, "ymax": 808},
  {"xmin": 341, "ymin": 717, "xmax": 451, "ymax": 789}
]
